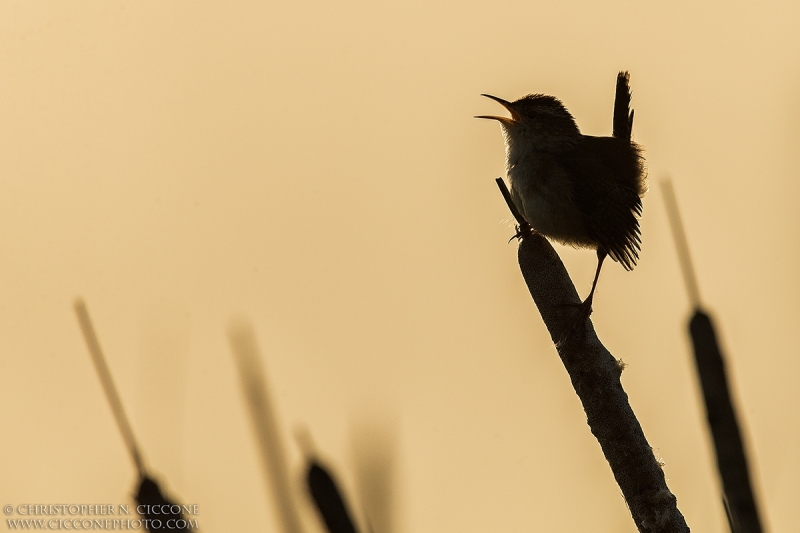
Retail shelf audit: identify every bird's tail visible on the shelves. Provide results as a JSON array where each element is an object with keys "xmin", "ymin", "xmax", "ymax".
[{"xmin": 613, "ymin": 71, "xmax": 634, "ymax": 141}]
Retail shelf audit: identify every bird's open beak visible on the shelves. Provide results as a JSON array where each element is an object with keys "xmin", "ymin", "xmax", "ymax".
[{"xmin": 475, "ymin": 94, "xmax": 520, "ymax": 124}]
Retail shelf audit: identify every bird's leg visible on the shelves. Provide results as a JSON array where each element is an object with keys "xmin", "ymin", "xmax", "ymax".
[
  {"xmin": 582, "ymin": 248, "xmax": 607, "ymax": 310},
  {"xmin": 556, "ymin": 249, "xmax": 607, "ymax": 347},
  {"xmin": 559, "ymin": 248, "xmax": 607, "ymax": 311}
]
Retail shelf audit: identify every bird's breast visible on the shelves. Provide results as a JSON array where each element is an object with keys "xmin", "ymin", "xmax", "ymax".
[{"xmin": 507, "ymin": 151, "xmax": 594, "ymax": 248}]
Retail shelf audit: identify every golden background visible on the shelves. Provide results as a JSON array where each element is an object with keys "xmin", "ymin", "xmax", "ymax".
[{"xmin": 1, "ymin": 1, "xmax": 798, "ymax": 532}]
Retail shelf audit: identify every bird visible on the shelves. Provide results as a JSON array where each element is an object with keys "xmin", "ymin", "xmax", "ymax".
[{"xmin": 477, "ymin": 71, "xmax": 647, "ymax": 311}]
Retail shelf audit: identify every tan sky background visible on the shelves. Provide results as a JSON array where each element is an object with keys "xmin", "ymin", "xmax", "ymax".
[{"xmin": 1, "ymin": 1, "xmax": 799, "ymax": 532}]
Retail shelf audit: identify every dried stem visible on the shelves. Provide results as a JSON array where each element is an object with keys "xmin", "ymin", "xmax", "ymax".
[{"xmin": 496, "ymin": 178, "xmax": 690, "ymax": 533}]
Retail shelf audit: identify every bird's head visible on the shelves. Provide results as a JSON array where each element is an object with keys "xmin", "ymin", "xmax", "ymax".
[{"xmin": 476, "ymin": 93, "xmax": 581, "ymax": 151}]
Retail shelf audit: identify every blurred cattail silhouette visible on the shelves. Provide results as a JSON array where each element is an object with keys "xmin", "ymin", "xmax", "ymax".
[
  {"xmin": 74, "ymin": 299, "xmax": 146, "ymax": 477},
  {"xmin": 135, "ymin": 476, "xmax": 193, "ymax": 533},
  {"xmin": 305, "ymin": 460, "xmax": 360, "ymax": 533},
  {"xmin": 295, "ymin": 431, "xmax": 361, "ymax": 533},
  {"xmin": 228, "ymin": 320, "xmax": 305, "ymax": 533},
  {"xmin": 661, "ymin": 180, "xmax": 764, "ymax": 533},
  {"xmin": 351, "ymin": 419, "xmax": 395, "ymax": 533},
  {"xmin": 73, "ymin": 299, "xmax": 193, "ymax": 532}
]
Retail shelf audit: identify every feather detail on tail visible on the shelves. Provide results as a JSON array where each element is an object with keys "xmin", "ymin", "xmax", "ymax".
[{"xmin": 613, "ymin": 71, "xmax": 634, "ymax": 141}]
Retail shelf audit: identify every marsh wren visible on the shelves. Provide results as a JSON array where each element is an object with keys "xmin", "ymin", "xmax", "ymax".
[{"xmin": 478, "ymin": 72, "xmax": 647, "ymax": 309}]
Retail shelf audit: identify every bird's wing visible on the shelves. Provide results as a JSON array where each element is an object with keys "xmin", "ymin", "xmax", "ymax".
[
  {"xmin": 562, "ymin": 138, "xmax": 644, "ymax": 270},
  {"xmin": 560, "ymin": 71, "xmax": 643, "ymax": 269},
  {"xmin": 613, "ymin": 71, "xmax": 634, "ymax": 141}
]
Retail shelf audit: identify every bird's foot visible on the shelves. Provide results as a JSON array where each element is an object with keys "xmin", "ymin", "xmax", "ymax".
[
  {"xmin": 508, "ymin": 222, "xmax": 536, "ymax": 243},
  {"xmin": 554, "ymin": 297, "xmax": 594, "ymax": 348}
]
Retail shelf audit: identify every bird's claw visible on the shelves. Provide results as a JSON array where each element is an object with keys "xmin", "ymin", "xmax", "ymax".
[{"xmin": 508, "ymin": 222, "xmax": 535, "ymax": 243}]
